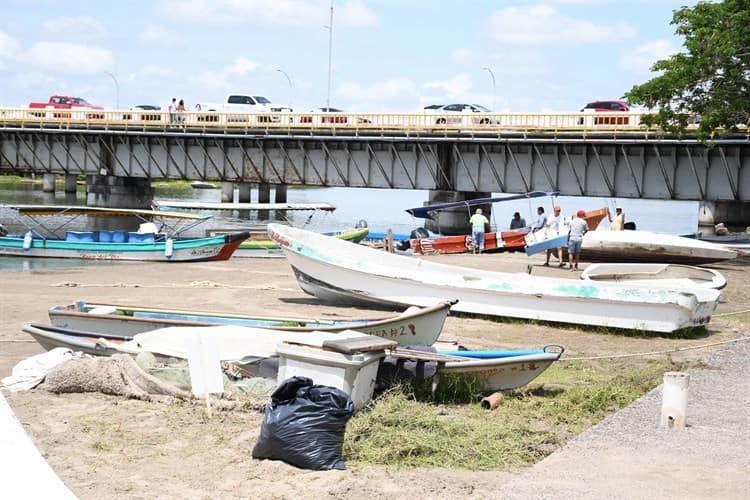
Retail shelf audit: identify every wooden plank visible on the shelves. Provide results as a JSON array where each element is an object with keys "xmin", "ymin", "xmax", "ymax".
[
  {"xmin": 388, "ymin": 348, "xmax": 469, "ymax": 362},
  {"xmin": 322, "ymin": 336, "xmax": 397, "ymax": 354}
]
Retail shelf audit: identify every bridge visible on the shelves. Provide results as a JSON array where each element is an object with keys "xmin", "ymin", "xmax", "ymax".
[{"xmin": 1, "ymin": 107, "xmax": 748, "ymax": 232}]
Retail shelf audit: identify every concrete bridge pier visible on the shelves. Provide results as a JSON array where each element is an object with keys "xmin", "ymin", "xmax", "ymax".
[
  {"xmin": 64, "ymin": 174, "xmax": 77, "ymax": 193},
  {"xmin": 423, "ymin": 190, "xmax": 492, "ymax": 236},
  {"xmin": 258, "ymin": 183, "xmax": 271, "ymax": 203},
  {"xmin": 221, "ymin": 182, "xmax": 234, "ymax": 202},
  {"xmin": 237, "ymin": 183, "xmax": 251, "ymax": 203},
  {"xmin": 42, "ymin": 174, "xmax": 56, "ymax": 193},
  {"xmin": 274, "ymin": 184, "xmax": 288, "ymax": 203},
  {"xmin": 85, "ymin": 175, "xmax": 154, "ymax": 209},
  {"xmin": 699, "ymin": 200, "xmax": 750, "ymax": 234}
]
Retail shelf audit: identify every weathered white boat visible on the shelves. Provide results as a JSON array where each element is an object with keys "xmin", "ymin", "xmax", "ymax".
[
  {"xmin": 580, "ymin": 263, "xmax": 727, "ymax": 290},
  {"xmin": 436, "ymin": 346, "xmax": 564, "ymax": 392},
  {"xmin": 268, "ymin": 224, "xmax": 721, "ymax": 333},
  {"xmin": 47, "ymin": 300, "xmax": 453, "ymax": 346},
  {"xmin": 579, "ymin": 230, "xmax": 738, "ymax": 264}
]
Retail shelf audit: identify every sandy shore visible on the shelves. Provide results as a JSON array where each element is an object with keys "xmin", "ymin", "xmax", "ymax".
[{"xmin": 1, "ymin": 252, "xmax": 748, "ymax": 499}]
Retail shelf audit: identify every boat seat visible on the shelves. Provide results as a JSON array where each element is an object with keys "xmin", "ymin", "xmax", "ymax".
[{"xmin": 88, "ymin": 306, "xmax": 118, "ymax": 315}]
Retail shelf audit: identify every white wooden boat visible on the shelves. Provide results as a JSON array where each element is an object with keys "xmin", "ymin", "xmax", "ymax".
[
  {"xmin": 580, "ymin": 263, "xmax": 727, "ymax": 290},
  {"xmin": 47, "ymin": 300, "xmax": 453, "ymax": 346},
  {"xmin": 579, "ymin": 230, "xmax": 738, "ymax": 264},
  {"xmin": 436, "ymin": 346, "xmax": 563, "ymax": 392},
  {"xmin": 267, "ymin": 224, "xmax": 721, "ymax": 333}
]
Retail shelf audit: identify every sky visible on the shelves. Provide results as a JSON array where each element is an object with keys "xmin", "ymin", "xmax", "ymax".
[{"xmin": 0, "ymin": 0, "xmax": 697, "ymax": 112}]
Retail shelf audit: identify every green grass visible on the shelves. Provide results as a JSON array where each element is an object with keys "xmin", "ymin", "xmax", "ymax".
[{"xmin": 344, "ymin": 357, "xmax": 689, "ymax": 470}]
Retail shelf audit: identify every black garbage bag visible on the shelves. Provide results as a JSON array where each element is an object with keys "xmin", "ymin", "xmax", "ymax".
[{"xmin": 252, "ymin": 376, "xmax": 354, "ymax": 470}]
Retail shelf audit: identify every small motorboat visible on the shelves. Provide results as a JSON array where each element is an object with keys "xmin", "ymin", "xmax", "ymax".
[{"xmin": 580, "ymin": 263, "xmax": 727, "ymax": 290}]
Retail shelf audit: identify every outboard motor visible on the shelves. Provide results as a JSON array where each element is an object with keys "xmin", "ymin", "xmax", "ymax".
[
  {"xmin": 355, "ymin": 219, "xmax": 368, "ymax": 229},
  {"xmin": 624, "ymin": 221, "xmax": 636, "ymax": 230},
  {"xmin": 410, "ymin": 227, "xmax": 430, "ymax": 239}
]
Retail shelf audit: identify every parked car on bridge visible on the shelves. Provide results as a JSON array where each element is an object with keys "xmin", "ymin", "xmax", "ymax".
[
  {"xmin": 194, "ymin": 94, "xmax": 294, "ymax": 124},
  {"xmin": 29, "ymin": 95, "xmax": 104, "ymax": 110},
  {"xmin": 578, "ymin": 100, "xmax": 631, "ymax": 125},
  {"xmin": 299, "ymin": 107, "xmax": 371, "ymax": 125},
  {"xmin": 426, "ymin": 103, "xmax": 499, "ymax": 126}
]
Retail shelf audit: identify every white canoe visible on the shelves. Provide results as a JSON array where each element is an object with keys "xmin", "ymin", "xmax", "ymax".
[
  {"xmin": 268, "ymin": 224, "xmax": 721, "ymax": 333},
  {"xmin": 580, "ymin": 263, "xmax": 727, "ymax": 290},
  {"xmin": 580, "ymin": 230, "xmax": 738, "ymax": 264}
]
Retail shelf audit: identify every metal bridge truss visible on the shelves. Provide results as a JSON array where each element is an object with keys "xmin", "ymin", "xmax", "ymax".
[{"xmin": 0, "ymin": 128, "xmax": 748, "ymax": 202}]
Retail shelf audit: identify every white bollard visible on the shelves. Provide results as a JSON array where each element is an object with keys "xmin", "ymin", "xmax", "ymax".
[{"xmin": 660, "ymin": 371, "xmax": 690, "ymax": 429}]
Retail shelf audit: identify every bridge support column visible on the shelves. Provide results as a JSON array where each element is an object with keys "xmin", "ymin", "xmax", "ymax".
[
  {"xmin": 64, "ymin": 174, "xmax": 77, "ymax": 193},
  {"xmin": 699, "ymin": 200, "xmax": 750, "ymax": 233},
  {"xmin": 423, "ymin": 190, "xmax": 492, "ymax": 235},
  {"xmin": 221, "ymin": 182, "xmax": 234, "ymax": 202},
  {"xmin": 86, "ymin": 175, "xmax": 154, "ymax": 209},
  {"xmin": 258, "ymin": 183, "xmax": 271, "ymax": 204},
  {"xmin": 274, "ymin": 184, "xmax": 287, "ymax": 203},
  {"xmin": 42, "ymin": 174, "xmax": 56, "ymax": 193},
  {"xmin": 237, "ymin": 183, "xmax": 251, "ymax": 203}
]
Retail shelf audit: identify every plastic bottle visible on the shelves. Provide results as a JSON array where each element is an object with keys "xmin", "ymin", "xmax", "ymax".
[
  {"xmin": 165, "ymin": 237, "xmax": 174, "ymax": 259},
  {"xmin": 23, "ymin": 231, "xmax": 33, "ymax": 251}
]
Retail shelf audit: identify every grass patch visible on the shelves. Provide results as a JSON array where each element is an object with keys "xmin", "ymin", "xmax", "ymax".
[{"xmin": 344, "ymin": 357, "xmax": 685, "ymax": 470}]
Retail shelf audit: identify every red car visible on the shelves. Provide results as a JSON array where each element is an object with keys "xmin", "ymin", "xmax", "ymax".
[
  {"xmin": 29, "ymin": 95, "xmax": 104, "ymax": 110},
  {"xmin": 579, "ymin": 100, "xmax": 630, "ymax": 125}
]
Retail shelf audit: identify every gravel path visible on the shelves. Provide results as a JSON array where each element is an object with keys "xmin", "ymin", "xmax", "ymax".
[{"xmin": 493, "ymin": 336, "xmax": 750, "ymax": 500}]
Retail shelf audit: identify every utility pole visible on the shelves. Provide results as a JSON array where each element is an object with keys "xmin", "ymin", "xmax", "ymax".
[
  {"xmin": 276, "ymin": 68, "xmax": 293, "ymax": 104},
  {"xmin": 325, "ymin": 0, "xmax": 334, "ymax": 109}
]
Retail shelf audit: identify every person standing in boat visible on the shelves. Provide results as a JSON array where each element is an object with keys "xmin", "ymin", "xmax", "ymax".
[
  {"xmin": 567, "ymin": 209, "xmax": 589, "ymax": 271},
  {"xmin": 608, "ymin": 206, "xmax": 625, "ymax": 230},
  {"xmin": 469, "ymin": 208, "xmax": 489, "ymax": 254},
  {"xmin": 509, "ymin": 212, "xmax": 526, "ymax": 230},
  {"xmin": 532, "ymin": 206, "xmax": 547, "ymax": 233},
  {"xmin": 544, "ymin": 205, "xmax": 565, "ymax": 267}
]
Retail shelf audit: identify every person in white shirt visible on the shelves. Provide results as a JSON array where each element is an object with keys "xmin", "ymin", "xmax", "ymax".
[
  {"xmin": 532, "ymin": 206, "xmax": 547, "ymax": 232},
  {"xmin": 567, "ymin": 209, "xmax": 589, "ymax": 271},
  {"xmin": 608, "ymin": 206, "xmax": 625, "ymax": 230},
  {"xmin": 544, "ymin": 205, "xmax": 564, "ymax": 267}
]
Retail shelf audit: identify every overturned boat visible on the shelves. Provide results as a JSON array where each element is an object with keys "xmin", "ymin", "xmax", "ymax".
[{"xmin": 268, "ymin": 224, "xmax": 720, "ymax": 333}]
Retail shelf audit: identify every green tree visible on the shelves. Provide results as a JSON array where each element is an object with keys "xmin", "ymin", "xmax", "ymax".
[{"xmin": 624, "ymin": 0, "xmax": 750, "ymax": 139}]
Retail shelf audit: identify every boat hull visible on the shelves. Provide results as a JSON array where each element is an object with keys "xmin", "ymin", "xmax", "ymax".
[
  {"xmin": 231, "ymin": 227, "xmax": 369, "ymax": 258},
  {"xmin": 0, "ymin": 232, "xmax": 248, "ymax": 262},
  {"xmin": 580, "ymin": 231, "xmax": 738, "ymax": 264},
  {"xmin": 438, "ymin": 349, "xmax": 562, "ymax": 392},
  {"xmin": 411, "ymin": 230, "xmax": 527, "ymax": 255},
  {"xmin": 269, "ymin": 224, "xmax": 720, "ymax": 333},
  {"xmin": 48, "ymin": 300, "xmax": 452, "ymax": 346}
]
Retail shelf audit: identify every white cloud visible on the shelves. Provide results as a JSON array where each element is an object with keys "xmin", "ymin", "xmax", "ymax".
[
  {"xmin": 449, "ymin": 48, "xmax": 476, "ymax": 65},
  {"xmin": 225, "ymin": 57, "xmax": 257, "ymax": 76},
  {"xmin": 485, "ymin": 4, "xmax": 635, "ymax": 45},
  {"xmin": 13, "ymin": 71, "xmax": 61, "ymax": 90},
  {"xmin": 43, "ymin": 16, "xmax": 107, "ymax": 40},
  {"xmin": 422, "ymin": 74, "xmax": 473, "ymax": 99},
  {"xmin": 25, "ymin": 42, "xmax": 113, "ymax": 74},
  {"xmin": 155, "ymin": 0, "xmax": 377, "ymax": 28},
  {"xmin": 139, "ymin": 25, "xmax": 184, "ymax": 47},
  {"xmin": 337, "ymin": 78, "xmax": 417, "ymax": 102},
  {"xmin": 619, "ymin": 40, "xmax": 676, "ymax": 74},
  {"xmin": 188, "ymin": 57, "xmax": 261, "ymax": 91},
  {"xmin": 0, "ymin": 30, "xmax": 20, "ymax": 58}
]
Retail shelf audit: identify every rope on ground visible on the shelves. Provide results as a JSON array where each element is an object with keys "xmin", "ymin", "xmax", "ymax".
[
  {"xmin": 561, "ymin": 335, "xmax": 750, "ymax": 361},
  {"xmin": 713, "ymin": 308, "xmax": 750, "ymax": 318},
  {"xmin": 50, "ymin": 281, "xmax": 295, "ymax": 291},
  {"xmin": 0, "ymin": 339, "xmax": 36, "ymax": 343}
]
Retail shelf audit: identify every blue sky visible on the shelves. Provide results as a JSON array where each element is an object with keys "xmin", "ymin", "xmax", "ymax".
[{"xmin": 0, "ymin": 0, "xmax": 695, "ymax": 112}]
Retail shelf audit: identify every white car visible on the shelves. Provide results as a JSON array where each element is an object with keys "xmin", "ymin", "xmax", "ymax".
[{"xmin": 428, "ymin": 103, "xmax": 498, "ymax": 125}]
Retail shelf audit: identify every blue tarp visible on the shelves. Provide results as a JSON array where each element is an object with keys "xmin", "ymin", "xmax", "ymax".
[{"xmin": 405, "ymin": 191, "xmax": 559, "ymax": 220}]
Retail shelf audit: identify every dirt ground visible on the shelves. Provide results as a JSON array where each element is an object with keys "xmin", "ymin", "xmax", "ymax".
[{"xmin": 1, "ymin": 251, "xmax": 748, "ymax": 499}]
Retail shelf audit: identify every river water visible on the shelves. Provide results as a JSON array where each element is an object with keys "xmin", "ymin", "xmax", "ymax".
[{"xmin": 0, "ymin": 180, "xmax": 699, "ymax": 271}]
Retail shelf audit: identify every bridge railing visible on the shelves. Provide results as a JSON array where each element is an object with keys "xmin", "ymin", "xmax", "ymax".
[{"xmin": 0, "ymin": 107, "xmax": 655, "ymax": 135}]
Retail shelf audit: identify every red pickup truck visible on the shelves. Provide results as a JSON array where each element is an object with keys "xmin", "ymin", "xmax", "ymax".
[{"xmin": 29, "ymin": 95, "xmax": 104, "ymax": 110}]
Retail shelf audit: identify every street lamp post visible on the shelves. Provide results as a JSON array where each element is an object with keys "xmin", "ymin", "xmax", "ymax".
[
  {"xmin": 276, "ymin": 68, "xmax": 293, "ymax": 104},
  {"xmin": 324, "ymin": 0, "xmax": 334, "ymax": 109},
  {"xmin": 104, "ymin": 71, "xmax": 119, "ymax": 109},
  {"xmin": 482, "ymin": 67, "xmax": 496, "ymax": 111}
]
